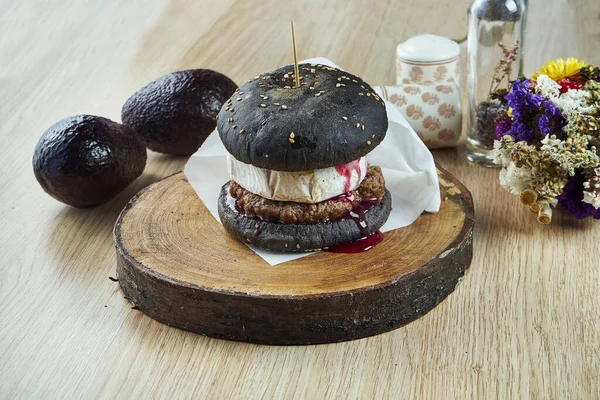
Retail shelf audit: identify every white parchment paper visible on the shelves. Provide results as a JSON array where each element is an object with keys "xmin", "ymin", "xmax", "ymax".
[{"xmin": 184, "ymin": 57, "xmax": 440, "ymax": 266}]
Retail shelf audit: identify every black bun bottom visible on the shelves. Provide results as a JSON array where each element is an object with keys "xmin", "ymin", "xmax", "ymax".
[{"xmin": 217, "ymin": 182, "xmax": 392, "ymax": 253}]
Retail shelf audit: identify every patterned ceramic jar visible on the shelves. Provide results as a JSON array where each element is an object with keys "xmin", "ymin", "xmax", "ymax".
[
  {"xmin": 375, "ymin": 83, "xmax": 461, "ymax": 149},
  {"xmin": 396, "ymin": 34, "xmax": 460, "ymax": 86}
]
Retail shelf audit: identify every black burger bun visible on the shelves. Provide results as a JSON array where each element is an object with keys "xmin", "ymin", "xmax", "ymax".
[
  {"xmin": 217, "ymin": 182, "xmax": 392, "ymax": 252},
  {"xmin": 217, "ymin": 63, "xmax": 387, "ymax": 171}
]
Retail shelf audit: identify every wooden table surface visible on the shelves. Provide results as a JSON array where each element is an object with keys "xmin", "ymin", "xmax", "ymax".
[{"xmin": 1, "ymin": 1, "xmax": 599, "ymax": 398}]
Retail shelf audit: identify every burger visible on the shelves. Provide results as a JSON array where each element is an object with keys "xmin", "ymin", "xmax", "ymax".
[{"xmin": 216, "ymin": 63, "xmax": 392, "ymax": 252}]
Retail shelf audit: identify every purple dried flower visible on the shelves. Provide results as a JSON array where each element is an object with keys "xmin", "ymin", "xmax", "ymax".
[
  {"xmin": 495, "ymin": 118, "xmax": 513, "ymax": 140},
  {"xmin": 538, "ymin": 100, "xmax": 566, "ymax": 137},
  {"xmin": 510, "ymin": 120, "xmax": 536, "ymax": 142},
  {"xmin": 556, "ymin": 174, "xmax": 600, "ymax": 219},
  {"xmin": 503, "ymin": 79, "xmax": 548, "ymax": 143},
  {"xmin": 505, "ymin": 79, "xmax": 545, "ymax": 121}
]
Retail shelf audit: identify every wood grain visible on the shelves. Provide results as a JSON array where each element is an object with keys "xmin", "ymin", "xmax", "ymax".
[
  {"xmin": 1, "ymin": 0, "xmax": 599, "ymax": 398},
  {"xmin": 115, "ymin": 169, "xmax": 473, "ymax": 344}
]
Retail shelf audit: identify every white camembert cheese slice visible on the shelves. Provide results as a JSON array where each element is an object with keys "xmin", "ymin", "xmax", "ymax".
[{"xmin": 227, "ymin": 154, "xmax": 367, "ymax": 204}]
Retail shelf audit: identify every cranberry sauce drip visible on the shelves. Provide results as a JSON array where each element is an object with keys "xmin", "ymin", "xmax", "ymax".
[
  {"xmin": 329, "ymin": 191, "xmax": 355, "ymax": 205},
  {"xmin": 233, "ymin": 196, "xmax": 246, "ymax": 215},
  {"xmin": 349, "ymin": 197, "xmax": 378, "ymax": 237},
  {"xmin": 328, "ymin": 196, "xmax": 384, "ymax": 253},
  {"xmin": 328, "ymin": 230, "xmax": 384, "ymax": 253},
  {"xmin": 335, "ymin": 157, "xmax": 363, "ymax": 193}
]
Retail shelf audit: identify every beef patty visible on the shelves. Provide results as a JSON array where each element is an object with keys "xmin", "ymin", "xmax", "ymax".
[{"xmin": 230, "ymin": 165, "xmax": 386, "ymax": 224}]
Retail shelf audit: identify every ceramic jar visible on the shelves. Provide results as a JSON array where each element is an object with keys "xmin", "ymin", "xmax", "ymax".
[
  {"xmin": 376, "ymin": 83, "xmax": 462, "ymax": 149},
  {"xmin": 396, "ymin": 34, "xmax": 461, "ymax": 86}
]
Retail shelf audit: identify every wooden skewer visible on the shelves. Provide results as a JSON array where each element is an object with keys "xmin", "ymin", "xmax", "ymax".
[{"xmin": 290, "ymin": 20, "xmax": 300, "ymax": 88}]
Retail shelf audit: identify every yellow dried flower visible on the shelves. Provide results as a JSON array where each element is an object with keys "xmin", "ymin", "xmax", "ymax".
[
  {"xmin": 533, "ymin": 57, "xmax": 586, "ymax": 83},
  {"xmin": 529, "ymin": 202, "xmax": 541, "ymax": 213},
  {"xmin": 519, "ymin": 189, "xmax": 538, "ymax": 206}
]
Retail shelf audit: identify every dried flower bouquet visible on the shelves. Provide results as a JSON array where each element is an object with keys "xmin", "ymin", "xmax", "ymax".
[{"xmin": 490, "ymin": 58, "xmax": 600, "ymax": 223}]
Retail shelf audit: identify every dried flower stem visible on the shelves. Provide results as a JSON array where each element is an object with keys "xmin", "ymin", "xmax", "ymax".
[
  {"xmin": 487, "ymin": 40, "xmax": 520, "ymax": 101},
  {"xmin": 537, "ymin": 202, "xmax": 552, "ymax": 224}
]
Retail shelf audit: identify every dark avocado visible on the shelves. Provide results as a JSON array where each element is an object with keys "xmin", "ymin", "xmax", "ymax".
[
  {"xmin": 121, "ymin": 69, "xmax": 237, "ymax": 156},
  {"xmin": 33, "ymin": 115, "xmax": 147, "ymax": 208}
]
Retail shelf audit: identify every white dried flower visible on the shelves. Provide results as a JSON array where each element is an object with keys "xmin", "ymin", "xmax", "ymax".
[
  {"xmin": 582, "ymin": 190, "xmax": 600, "ymax": 208},
  {"xmin": 488, "ymin": 139, "xmax": 511, "ymax": 166},
  {"xmin": 540, "ymin": 134, "xmax": 564, "ymax": 151},
  {"xmin": 498, "ymin": 162, "xmax": 535, "ymax": 195},
  {"xmin": 554, "ymin": 89, "xmax": 595, "ymax": 121},
  {"xmin": 534, "ymin": 74, "xmax": 561, "ymax": 99}
]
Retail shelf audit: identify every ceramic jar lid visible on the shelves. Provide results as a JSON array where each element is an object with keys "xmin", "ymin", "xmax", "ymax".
[{"xmin": 396, "ymin": 34, "xmax": 460, "ymax": 63}]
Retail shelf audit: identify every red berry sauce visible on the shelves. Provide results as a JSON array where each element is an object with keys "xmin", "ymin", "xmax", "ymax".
[
  {"xmin": 327, "ymin": 196, "xmax": 384, "ymax": 253},
  {"xmin": 335, "ymin": 157, "xmax": 363, "ymax": 192}
]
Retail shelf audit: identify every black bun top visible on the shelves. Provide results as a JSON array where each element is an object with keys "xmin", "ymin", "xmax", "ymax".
[{"xmin": 217, "ymin": 63, "xmax": 387, "ymax": 171}]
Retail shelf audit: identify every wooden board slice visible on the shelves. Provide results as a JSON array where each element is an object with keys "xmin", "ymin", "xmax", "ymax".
[{"xmin": 114, "ymin": 165, "xmax": 473, "ymax": 345}]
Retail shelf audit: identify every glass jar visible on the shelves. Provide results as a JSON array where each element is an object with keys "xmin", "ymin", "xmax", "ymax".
[{"xmin": 466, "ymin": 0, "xmax": 526, "ymax": 166}]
